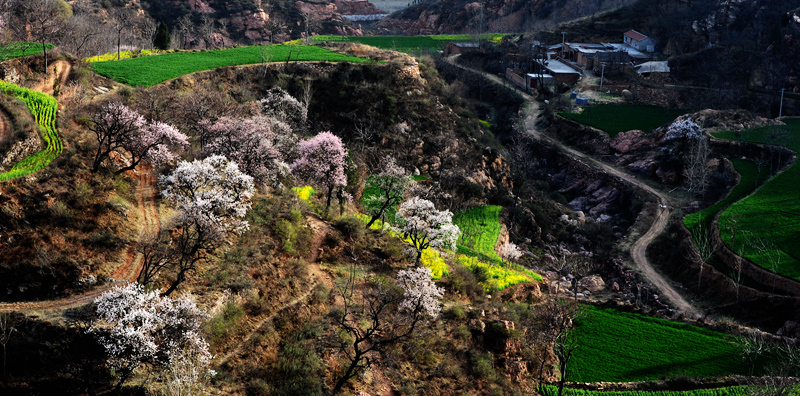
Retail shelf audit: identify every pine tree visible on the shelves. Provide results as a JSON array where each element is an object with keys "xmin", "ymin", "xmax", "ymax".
[{"xmin": 153, "ymin": 21, "xmax": 171, "ymax": 50}]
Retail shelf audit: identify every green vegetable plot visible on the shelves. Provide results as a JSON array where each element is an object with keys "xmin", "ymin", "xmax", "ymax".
[
  {"xmin": 0, "ymin": 82, "xmax": 62, "ymax": 181},
  {"xmin": 559, "ymin": 105, "xmax": 688, "ymax": 137},
  {"xmin": 0, "ymin": 42, "xmax": 54, "ymax": 60},
  {"xmin": 570, "ymin": 306, "xmax": 758, "ymax": 382},
  {"xmin": 453, "ymin": 205, "xmax": 503, "ymax": 262},
  {"xmin": 539, "ymin": 385, "xmax": 751, "ymax": 396},
  {"xmin": 713, "ymin": 119, "xmax": 800, "ymax": 280},
  {"xmin": 91, "ymin": 45, "xmax": 371, "ymax": 87},
  {"xmin": 302, "ymin": 34, "xmax": 507, "ymax": 54}
]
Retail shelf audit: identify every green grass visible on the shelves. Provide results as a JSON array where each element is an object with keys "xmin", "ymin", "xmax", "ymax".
[
  {"xmin": 301, "ymin": 34, "xmax": 507, "ymax": 54},
  {"xmin": 539, "ymin": 385, "xmax": 751, "ymax": 396},
  {"xmin": 90, "ymin": 44, "xmax": 371, "ymax": 87},
  {"xmin": 0, "ymin": 42, "xmax": 54, "ymax": 60},
  {"xmin": 713, "ymin": 119, "xmax": 800, "ymax": 280},
  {"xmin": 0, "ymin": 83, "xmax": 62, "ymax": 181},
  {"xmin": 570, "ymin": 305, "xmax": 763, "ymax": 382},
  {"xmin": 453, "ymin": 205, "xmax": 503, "ymax": 262},
  {"xmin": 558, "ymin": 105, "xmax": 689, "ymax": 137},
  {"xmin": 684, "ymin": 158, "xmax": 770, "ymax": 232}
]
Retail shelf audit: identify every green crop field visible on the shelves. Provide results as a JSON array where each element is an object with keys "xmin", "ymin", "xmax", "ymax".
[
  {"xmin": 453, "ymin": 205, "xmax": 503, "ymax": 262},
  {"xmin": 301, "ymin": 34, "xmax": 506, "ymax": 54},
  {"xmin": 539, "ymin": 385, "xmax": 751, "ymax": 396},
  {"xmin": 713, "ymin": 119, "xmax": 800, "ymax": 280},
  {"xmin": 569, "ymin": 306, "xmax": 761, "ymax": 382},
  {"xmin": 90, "ymin": 45, "xmax": 371, "ymax": 87},
  {"xmin": 0, "ymin": 42, "xmax": 54, "ymax": 60},
  {"xmin": 0, "ymin": 83, "xmax": 62, "ymax": 181},
  {"xmin": 684, "ymin": 158, "xmax": 770, "ymax": 232},
  {"xmin": 558, "ymin": 105, "xmax": 689, "ymax": 137}
]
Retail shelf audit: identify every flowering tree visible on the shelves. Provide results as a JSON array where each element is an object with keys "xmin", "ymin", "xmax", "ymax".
[
  {"xmin": 396, "ymin": 197, "xmax": 460, "ymax": 266},
  {"xmin": 89, "ymin": 283, "xmax": 213, "ymax": 392},
  {"xmin": 330, "ymin": 268, "xmax": 443, "ymax": 395},
  {"xmin": 290, "ymin": 131, "xmax": 347, "ymax": 215},
  {"xmin": 89, "ymin": 101, "xmax": 188, "ymax": 174},
  {"xmin": 363, "ymin": 156, "xmax": 412, "ymax": 229},
  {"xmin": 396, "ymin": 266, "xmax": 445, "ymax": 319},
  {"xmin": 260, "ymin": 87, "xmax": 308, "ymax": 129},
  {"xmin": 500, "ymin": 243, "xmax": 524, "ymax": 263},
  {"xmin": 199, "ymin": 116, "xmax": 286, "ymax": 185},
  {"xmin": 158, "ymin": 155, "xmax": 255, "ymax": 295},
  {"xmin": 664, "ymin": 119, "xmax": 709, "ymax": 198}
]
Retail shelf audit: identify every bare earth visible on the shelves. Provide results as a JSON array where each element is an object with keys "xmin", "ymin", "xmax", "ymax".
[
  {"xmin": 0, "ymin": 168, "xmax": 160, "ymax": 315},
  {"xmin": 446, "ymin": 55, "xmax": 702, "ymax": 318}
]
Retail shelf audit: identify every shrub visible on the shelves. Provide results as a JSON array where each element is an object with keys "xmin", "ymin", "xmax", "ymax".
[
  {"xmin": 70, "ymin": 182, "xmax": 93, "ymax": 207},
  {"xmin": 448, "ymin": 263, "xmax": 485, "ymax": 299},
  {"xmin": 333, "ymin": 216, "xmax": 365, "ymax": 241},
  {"xmin": 273, "ymin": 219, "xmax": 296, "ymax": 253},
  {"xmin": 87, "ymin": 230, "xmax": 123, "ymax": 249},
  {"xmin": 470, "ymin": 352, "xmax": 498, "ymax": 381},
  {"xmin": 50, "ymin": 201, "xmax": 74, "ymax": 224},
  {"xmin": 206, "ymin": 301, "xmax": 245, "ymax": 345},
  {"xmin": 442, "ymin": 305, "xmax": 466, "ymax": 320}
]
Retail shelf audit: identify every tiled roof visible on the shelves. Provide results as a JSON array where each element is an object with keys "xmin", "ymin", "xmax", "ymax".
[{"xmin": 624, "ymin": 30, "xmax": 648, "ymax": 41}]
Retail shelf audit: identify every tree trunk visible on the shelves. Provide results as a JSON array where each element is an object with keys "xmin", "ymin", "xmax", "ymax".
[
  {"xmin": 331, "ymin": 350, "xmax": 363, "ymax": 395},
  {"xmin": 41, "ymin": 40, "xmax": 48, "ymax": 70},
  {"xmin": 161, "ymin": 271, "xmax": 185, "ymax": 297},
  {"xmin": 325, "ymin": 186, "xmax": 334, "ymax": 217}
]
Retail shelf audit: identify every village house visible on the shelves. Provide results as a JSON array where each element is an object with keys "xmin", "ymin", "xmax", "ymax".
[{"xmin": 623, "ymin": 30, "xmax": 656, "ymax": 53}]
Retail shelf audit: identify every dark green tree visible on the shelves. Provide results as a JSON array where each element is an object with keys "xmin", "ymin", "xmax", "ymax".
[{"xmin": 153, "ymin": 21, "xmax": 171, "ymax": 50}]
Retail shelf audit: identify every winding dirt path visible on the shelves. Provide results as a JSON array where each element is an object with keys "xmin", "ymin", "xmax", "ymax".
[
  {"xmin": 33, "ymin": 60, "xmax": 72, "ymax": 96},
  {"xmin": 214, "ymin": 216, "xmax": 334, "ymax": 368},
  {"xmin": 446, "ymin": 56, "xmax": 701, "ymax": 318},
  {"xmin": 0, "ymin": 168, "xmax": 160, "ymax": 314}
]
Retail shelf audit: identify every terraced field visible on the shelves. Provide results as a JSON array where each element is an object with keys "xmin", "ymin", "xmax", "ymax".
[
  {"xmin": 0, "ymin": 42, "xmax": 54, "ymax": 60},
  {"xmin": 91, "ymin": 45, "xmax": 371, "ymax": 87},
  {"xmin": 570, "ymin": 305, "xmax": 762, "ymax": 382},
  {"xmin": 302, "ymin": 34, "xmax": 506, "ymax": 54},
  {"xmin": 0, "ymin": 82, "xmax": 61, "ymax": 181},
  {"xmin": 540, "ymin": 385, "xmax": 750, "ymax": 396},
  {"xmin": 559, "ymin": 105, "xmax": 688, "ymax": 137},
  {"xmin": 713, "ymin": 119, "xmax": 800, "ymax": 280}
]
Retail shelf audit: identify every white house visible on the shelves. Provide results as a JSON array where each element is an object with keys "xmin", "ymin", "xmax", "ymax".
[{"xmin": 623, "ymin": 30, "xmax": 656, "ymax": 53}]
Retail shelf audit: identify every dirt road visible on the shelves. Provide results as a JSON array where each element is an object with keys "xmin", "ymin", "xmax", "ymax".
[
  {"xmin": 0, "ymin": 168, "xmax": 160, "ymax": 315},
  {"xmin": 446, "ymin": 56, "xmax": 702, "ymax": 318}
]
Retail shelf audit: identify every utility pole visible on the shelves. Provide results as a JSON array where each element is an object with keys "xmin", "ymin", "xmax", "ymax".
[
  {"xmin": 778, "ymin": 88, "xmax": 786, "ymax": 119},
  {"xmin": 600, "ymin": 63, "xmax": 606, "ymax": 90},
  {"xmin": 561, "ymin": 31, "xmax": 567, "ymax": 59}
]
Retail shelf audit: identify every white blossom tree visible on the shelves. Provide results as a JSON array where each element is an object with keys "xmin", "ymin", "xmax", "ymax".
[
  {"xmin": 290, "ymin": 131, "xmax": 348, "ymax": 216},
  {"xmin": 158, "ymin": 155, "xmax": 255, "ymax": 295},
  {"xmin": 88, "ymin": 101, "xmax": 188, "ymax": 174},
  {"xmin": 396, "ymin": 266, "xmax": 445, "ymax": 319},
  {"xmin": 396, "ymin": 197, "xmax": 460, "ymax": 266},
  {"xmin": 89, "ymin": 283, "xmax": 213, "ymax": 392},
  {"xmin": 330, "ymin": 267, "xmax": 443, "ymax": 395},
  {"xmin": 363, "ymin": 156, "xmax": 412, "ymax": 229},
  {"xmin": 198, "ymin": 116, "xmax": 287, "ymax": 185},
  {"xmin": 260, "ymin": 87, "xmax": 308, "ymax": 129},
  {"xmin": 500, "ymin": 243, "xmax": 524, "ymax": 264}
]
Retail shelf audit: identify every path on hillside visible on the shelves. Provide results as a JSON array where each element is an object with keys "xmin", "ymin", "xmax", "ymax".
[
  {"xmin": 33, "ymin": 60, "xmax": 72, "ymax": 96},
  {"xmin": 214, "ymin": 216, "xmax": 335, "ymax": 368},
  {"xmin": 446, "ymin": 55, "xmax": 701, "ymax": 318},
  {"xmin": 0, "ymin": 168, "xmax": 159, "ymax": 314}
]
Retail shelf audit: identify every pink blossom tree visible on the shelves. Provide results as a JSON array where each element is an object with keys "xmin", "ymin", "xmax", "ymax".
[
  {"xmin": 363, "ymin": 156, "xmax": 412, "ymax": 229},
  {"xmin": 198, "ymin": 116, "xmax": 286, "ymax": 185},
  {"xmin": 396, "ymin": 266, "xmax": 445, "ymax": 319},
  {"xmin": 290, "ymin": 131, "xmax": 347, "ymax": 216},
  {"xmin": 89, "ymin": 283, "xmax": 213, "ymax": 392},
  {"xmin": 158, "ymin": 155, "xmax": 255, "ymax": 296},
  {"xmin": 89, "ymin": 101, "xmax": 188, "ymax": 174},
  {"xmin": 396, "ymin": 197, "xmax": 460, "ymax": 266}
]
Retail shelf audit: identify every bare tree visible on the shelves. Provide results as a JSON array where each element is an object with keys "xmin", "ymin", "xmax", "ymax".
[
  {"xmin": 0, "ymin": 313, "xmax": 17, "ymax": 377},
  {"xmin": 61, "ymin": 13, "xmax": 103, "ymax": 59},
  {"xmin": 524, "ymin": 299, "xmax": 582, "ymax": 396},
  {"xmin": 688, "ymin": 221, "xmax": 716, "ymax": 293},
  {"xmin": 177, "ymin": 14, "xmax": 194, "ymax": 49},
  {"xmin": 684, "ymin": 134, "xmax": 710, "ymax": 199},
  {"xmin": 110, "ymin": 10, "xmax": 134, "ymax": 60},
  {"xmin": 741, "ymin": 329, "xmax": 768, "ymax": 377},
  {"xmin": 9, "ymin": 0, "xmax": 70, "ymax": 69}
]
